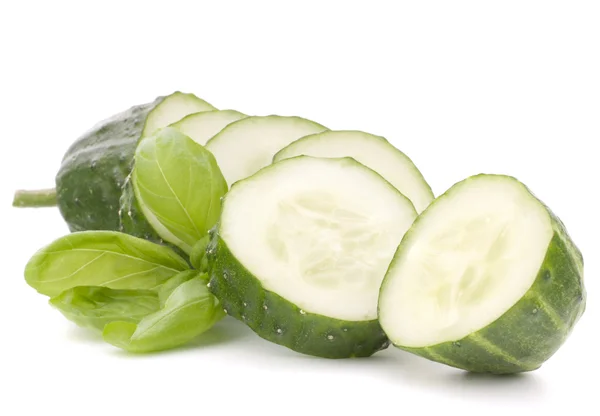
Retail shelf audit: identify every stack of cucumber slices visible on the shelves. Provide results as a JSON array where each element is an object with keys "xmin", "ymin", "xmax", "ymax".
[{"xmin": 14, "ymin": 91, "xmax": 585, "ymax": 374}]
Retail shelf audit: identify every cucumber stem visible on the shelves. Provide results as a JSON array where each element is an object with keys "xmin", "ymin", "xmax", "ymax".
[{"xmin": 12, "ymin": 188, "xmax": 58, "ymax": 208}]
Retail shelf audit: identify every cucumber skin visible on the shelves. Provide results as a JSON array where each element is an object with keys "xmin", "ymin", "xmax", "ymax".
[
  {"xmin": 56, "ymin": 98, "xmax": 164, "ymax": 233},
  {"xmin": 207, "ymin": 231, "xmax": 390, "ymax": 359},
  {"xmin": 386, "ymin": 191, "xmax": 585, "ymax": 374}
]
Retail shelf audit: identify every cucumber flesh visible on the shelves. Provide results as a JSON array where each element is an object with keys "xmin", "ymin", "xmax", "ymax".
[
  {"xmin": 169, "ymin": 110, "xmax": 247, "ymax": 145},
  {"xmin": 205, "ymin": 116, "xmax": 327, "ymax": 185},
  {"xmin": 274, "ymin": 130, "xmax": 434, "ymax": 213},
  {"xmin": 208, "ymin": 156, "xmax": 417, "ymax": 357},
  {"xmin": 142, "ymin": 92, "xmax": 216, "ymax": 137},
  {"xmin": 378, "ymin": 174, "xmax": 585, "ymax": 373}
]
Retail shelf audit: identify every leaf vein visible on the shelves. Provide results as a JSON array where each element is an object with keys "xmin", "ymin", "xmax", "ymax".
[
  {"xmin": 155, "ymin": 152, "xmax": 201, "ymax": 239},
  {"xmin": 40, "ymin": 248, "xmax": 183, "ymax": 273}
]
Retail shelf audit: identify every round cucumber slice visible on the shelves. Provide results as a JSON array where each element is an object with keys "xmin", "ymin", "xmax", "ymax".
[
  {"xmin": 208, "ymin": 156, "xmax": 417, "ymax": 358},
  {"xmin": 142, "ymin": 92, "xmax": 216, "ymax": 137},
  {"xmin": 169, "ymin": 110, "xmax": 247, "ymax": 145},
  {"xmin": 274, "ymin": 130, "xmax": 434, "ymax": 213},
  {"xmin": 379, "ymin": 174, "xmax": 585, "ymax": 374},
  {"xmin": 205, "ymin": 116, "xmax": 327, "ymax": 185}
]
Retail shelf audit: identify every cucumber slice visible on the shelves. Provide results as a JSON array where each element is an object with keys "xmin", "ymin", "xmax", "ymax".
[
  {"xmin": 208, "ymin": 156, "xmax": 417, "ymax": 358},
  {"xmin": 142, "ymin": 92, "xmax": 216, "ymax": 137},
  {"xmin": 169, "ymin": 110, "xmax": 247, "ymax": 145},
  {"xmin": 205, "ymin": 116, "xmax": 327, "ymax": 185},
  {"xmin": 379, "ymin": 174, "xmax": 586, "ymax": 374},
  {"xmin": 274, "ymin": 130, "xmax": 434, "ymax": 213}
]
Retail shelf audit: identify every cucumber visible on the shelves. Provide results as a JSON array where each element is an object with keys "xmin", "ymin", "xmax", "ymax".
[
  {"xmin": 205, "ymin": 116, "xmax": 327, "ymax": 185},
  {"xmin": 14, "ymin": 92, "xmax": 215, "ymax": 235},
  {"xmin": 274, "ymin": 130, "xmax": 434, "ymax": 213},
  {"xmin": 141, "ymin": 92, "xmax": 216, "ymax": 137},
  {"xmin": 378, "ymin": 174, "xmax": 586, "ymax": 374},
  {"xmin": 208, "ymin": 156, "xmax": 417, "ymax": 358},
  {"xmin": 170, "ymin": 110, "xmax": 247, "ymax": 145}
]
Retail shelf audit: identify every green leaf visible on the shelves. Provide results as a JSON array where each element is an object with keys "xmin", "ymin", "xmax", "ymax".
[
  {"xmin": 190, "ymin": 235, "xmax": 210, "ymax": 271},
  {"xmin": 25, "ymin": 231, "xmax": 189, "ymax": 297},
  {"xmin": 156, "ymin": 269, "xmax": 207, "ymax": 305},
  {"xmin": 49, "ymin": 286, "xmax": 160, "ymax": 331},
  {"xmin": 133, "ymin": 127, "xmax": 228, "ymax": 254},
  {"xmin": 103, "ymin": 276, "xmax": 225, "ymax": 353}
]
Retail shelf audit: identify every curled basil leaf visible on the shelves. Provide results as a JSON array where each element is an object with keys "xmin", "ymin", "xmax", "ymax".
[
  {"xmin": 133, "ymin": 127, "xmax": 228, "ymax": 254},
  {"xmin": 49, "ymin": 287, "xmax": 160, "ymax": 331},
  {"xmin": 103, "ymin": 275, "xmax": 224, "ymax": 353},
  {"xmin": 190, "ymin": 235, "xmax": 210, "ymax": 272},
  {"xmin": 25, "ymin": 231, "xmax": 189, "ymax": 296},
  {"xmin": 156, "ymin": 269, "xmax": 203, "ymax": 304}
]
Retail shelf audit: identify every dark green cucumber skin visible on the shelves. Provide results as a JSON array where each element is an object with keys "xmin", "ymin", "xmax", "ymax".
[
  {"xmin": 56, "ymin": 98, "xmax": 163, "ymax": 234},
  {"xmin": 398, "ymin": 213, "xmax": 585, "ymax": 374},
  {"xmin": 207, "ymin": 231, "xmax": 390, "ymax": 359}
]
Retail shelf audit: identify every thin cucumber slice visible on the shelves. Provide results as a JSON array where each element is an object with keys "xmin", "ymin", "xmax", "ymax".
[
  {"xmin": 205, "ymin": 116, "xmax": 327, "ymax": 185},
  {"xmin": 142, "ymin": 92, "xmax": 216, "ymax": 137},
  {"xmin": 274, "ymin": 130, "xmax": 434, "ymax": 213},
  {"xmin": 169, "ymin": 110, "xmax": 247, "ymax": 145},
  {"xmin": 379, "ymin": 174, "xmax": 586, "ymax": 374},
  {"xmin": 208, "ymin": 156, "xmax": 417, "ymax": 358}
]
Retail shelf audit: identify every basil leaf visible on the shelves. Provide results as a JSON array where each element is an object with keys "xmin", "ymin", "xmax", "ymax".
[
  {"xmin": 189, "ymin": 235, "xmax": 210, "ymax": 271},
  {"xmin": 156, "ymin": 269, "xmax": 203, "ymax": 305},
  {"xmin": 49, "ymin": 286, "xmax": 160, "ymax": 331},
  {"xmin": 133, "ymin": 127, "xmax": 227, "ymax": 254},
  {"xmin": 103, "ymin": 276, "xmax": 224, "ymax": 353},
  {"xmin": 25, "ymin": 231, "xmax": 189, "ymax": 296}
]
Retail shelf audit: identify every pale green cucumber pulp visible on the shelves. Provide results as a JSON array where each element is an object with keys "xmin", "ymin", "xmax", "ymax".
[
  {"xmin": 205, "ymin": 116, "xmax": 327, "ymax": 185},
  {"xmin": 378, "ymin": 174, "xmax": 585, "ymax": 374},
  {"xmin": 274, "ymin": 130, "xmax": 434, "ymax": 213},
  {"xmin": 208, "ymin": 156, "xmax": 417, "ymax": 358},
  {"xmin": 142, "ymin": 92, "xmax": 216, "ymax": 137},
  {"xmin": 169, "ymin": 110, "xmax": 247, "ymax": 145}
]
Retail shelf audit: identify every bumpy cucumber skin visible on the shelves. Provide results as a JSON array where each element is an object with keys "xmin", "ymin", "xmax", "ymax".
[
  {"xmin": 56, "ymin": 98, "xmax": 163, "ymax": 232},
  {"xmin": 207, "ymin": 231, "xmax": 390, "ymax": 359},
  {"xmin": 383, "ymin": 177, "xmax": 585, "ymax": 374}
]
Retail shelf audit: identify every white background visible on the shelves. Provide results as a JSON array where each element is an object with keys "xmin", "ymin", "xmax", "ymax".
[{"xmin": 1, "ymin": 1, "xmax": 598, "ymax": 415}]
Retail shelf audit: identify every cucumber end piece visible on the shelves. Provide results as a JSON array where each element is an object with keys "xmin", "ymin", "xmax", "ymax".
[{"xmin": 379, "ymin": 174, "xmax": 585, "ymax": 374}]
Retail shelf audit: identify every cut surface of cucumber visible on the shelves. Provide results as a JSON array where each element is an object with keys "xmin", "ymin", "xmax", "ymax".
[
  {"xmin": 205, "ymin": 116, "xmax": 327, "ymax": 185},
  {"xmin": 142, "ymin": 92, "xmax": 216, "ymax": 137},
  {"xmin": 169, "ymin": 110, "xmax": 247, "ymax": 145},
  {"xmin": 274, "ymin": 130, "xmax": 434, "ymax": 213},
  {"xmin": 379, "ymin": 174, "xmax": 585, "ymax": 373},
  {"xmin": 208, "ymin": 156, "xmax": 417, "ymax": 357}
]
